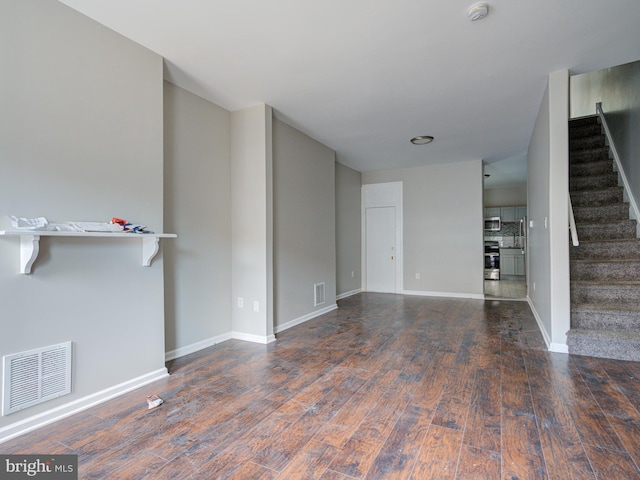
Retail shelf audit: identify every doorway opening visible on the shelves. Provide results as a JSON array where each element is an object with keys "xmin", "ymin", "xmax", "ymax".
[{"xmin": 483, "ymin": 156, "xmax": 527, "ymax": 300}]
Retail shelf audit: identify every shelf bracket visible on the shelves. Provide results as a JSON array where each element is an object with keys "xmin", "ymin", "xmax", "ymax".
[
  {"xmin": 20, "ymin": 235, "xmax": 40, "ymax": 274},
  {"xmin": 142, "ymin": 236, "xmax": 160, "ymax": 267}
]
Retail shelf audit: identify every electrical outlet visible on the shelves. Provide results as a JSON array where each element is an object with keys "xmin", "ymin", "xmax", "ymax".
[
  {"xmin": 351, "ymin": 271, "xmax": 354, "ymax": 278},
  {"xmin": 415, "ymin": 273, "xmax": 420, "ymax": 279},
  {"xmin": 237, "ymin": 297, "xmax": 244, "ymax": 308},
  {"xmin": 253, "ymin": 300, "xmax": 259, "ymax": 312}
]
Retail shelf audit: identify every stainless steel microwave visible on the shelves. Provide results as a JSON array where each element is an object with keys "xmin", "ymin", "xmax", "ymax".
[{"xmin": 484, "ymin": 217, "xmax": 501, "ymax": 231}]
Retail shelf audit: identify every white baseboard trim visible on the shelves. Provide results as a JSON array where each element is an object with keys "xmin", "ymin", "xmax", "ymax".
[
  {"xmin": 167, "ymin": 305, "xmax": 342, "ymax": 357},
  {"xmin": 165, "ymin": 333, "xmax": 233, "ymax": 361},
  {"xmin": 336, "ymin": 289, "xmax": 361, "ymax": 301},
  {"xmin": 403, "ymin": 289, "xmax": 485, "ymax": 300},
  {"xmin": 526, "ymin": 298, "xmax": 569, "ymax": 354},
  {"xmin": 275, "ymin": 303, "xmax": 338, "ymax": 334},
  {"xmin": 0, "ymin": 367, "xmax": 169, "ymax": 444},
  {"xmin": 482, "ymin": 295, "xmax": 528, "ymax": 302},
  {"xmin": 527, "ymin": 297, "xmax": 554, "ymax": 352},
  {"xmin": 231, "ymin": 331, "xmax": 276, "ymax": 344},
  {"xmin": 549, "ymin": 343, "xmax": 569, "ymax": 354}
]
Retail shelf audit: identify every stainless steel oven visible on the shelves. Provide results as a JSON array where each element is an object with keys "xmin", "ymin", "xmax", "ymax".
[{"xmin": 484, "ymin": 241, "xmax": 500, "ymax": 280}]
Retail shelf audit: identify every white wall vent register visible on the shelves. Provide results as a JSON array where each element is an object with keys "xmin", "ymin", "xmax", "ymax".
[
  {"xmin": 2, "ymin": 342, "xmax": 72, "ymax": 416},
  {"xmin": 314, "ymin": 282, "xmax": 326, "ymax": 307}
]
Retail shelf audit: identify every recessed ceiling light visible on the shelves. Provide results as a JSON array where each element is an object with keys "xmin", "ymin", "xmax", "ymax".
[
  {"xmin": 410, "ymin": 135, "xmax": 434, "ymax": 145},
  {"xmin": 467, "ymin": 2, "xmax": 489, "ymax": 21}
]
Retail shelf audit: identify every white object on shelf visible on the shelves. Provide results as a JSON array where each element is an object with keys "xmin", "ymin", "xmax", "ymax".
[
  {"xmin": 0, "ymin": 230, "xmax": 176, "ymax": 274},
  {"xmin": 9, "ymin": 216, "xmax": 49, "ymax": 230}
]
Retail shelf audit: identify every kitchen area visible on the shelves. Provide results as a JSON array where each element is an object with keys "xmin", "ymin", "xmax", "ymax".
[{"xmin": 484, "ymin": 205, "xmax": 527, "ymax": 299}]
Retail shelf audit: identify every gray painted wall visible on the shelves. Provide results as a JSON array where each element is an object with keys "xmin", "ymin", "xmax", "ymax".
[
  {"xmin": 484, "ymin": 184, "xmax": 527, "ymax": 207},
  {"xmin": 548, "ymin": 71, "xmax": 571, "ymax": 349},
  {"xmin": 273, "ymin": 119, "xmax": 337, "ymax": 327},
  {"xmin": 0, "ymin": 0, "xmax": 365, "ymax": 441},
  {"xmin": 163, "ymin": 82, "xmax": 232, "ymax": 356},
  {"xmin": 230, "ymin": 105, "xmax": 274, "ymax": 341},
  {"xmin": 1, "ymin": 0, "xmax": 165, "ymax": 432},
  {"xmin": 335, "ymin": 162, "xmax": 362, "ymax": 297},
  {"xmin": 570, "ymin": 61, "xmax": 640, "ymax": 213},
  {"xmin": 527, "ymin": 70, "xmax": 571, "ymax": 351},
  {"xmin": 528, "ymin": 82, "xmax": 553, "ymax": 343},
  {"xmin": 362, "ymin": 160, "xmax": 484, "ymax": 297}
]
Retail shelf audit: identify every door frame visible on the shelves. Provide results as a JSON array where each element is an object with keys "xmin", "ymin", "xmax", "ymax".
[{"xmin": 362, "ymin": 182, "xmax": 403, "ymax": 293}]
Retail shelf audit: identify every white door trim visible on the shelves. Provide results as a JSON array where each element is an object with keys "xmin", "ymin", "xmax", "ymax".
[{"xmin": 362, "ymin": 182, "xmax": 403, "ymax": 293}]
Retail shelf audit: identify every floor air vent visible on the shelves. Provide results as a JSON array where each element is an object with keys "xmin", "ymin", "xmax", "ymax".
[
  {"xmin": 2, "ymin": 342, "xmax": 72, "ymax": 416},
  {"xmin": 314, "ymin": 282, "xmax": 326, "ymax": 306}
]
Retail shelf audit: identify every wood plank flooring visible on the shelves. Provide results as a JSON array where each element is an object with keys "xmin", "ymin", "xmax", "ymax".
[
  {"xmin": 484, "ymin": 279, "xmax": 527, "ymax": 299},
  {"xmin": 2, "ymin": 293, "xmax": 639, "ymax": 479}
]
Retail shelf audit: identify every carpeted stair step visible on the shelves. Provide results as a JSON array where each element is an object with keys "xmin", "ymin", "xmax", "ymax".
[
  {"xmin": 569, "ymin": 146, "xmax": 611, "ymax": 164},
  {"xmin": 569, "ymin": 116, "xmax": 599, "ymax": 128},
  {"xmin": 575, "ymin": 219, "xmax": 637, "ymax": 241},
  {"xmin": 571, "ymin": 281, "xmax": 640, "ymax": 307},
  {"xmin": 569, "ymin": 159, "xmax": 614, "ymax": 177},
  {"xmin": 567, "ymin": 329, "xmax": 640, "ymax": 362},
  {"xmin": 571, "ymin": 303, "xmax": 640, "ymax": 331},
  {"xmin": 569, "ymin": 172, "xmax": 619, "ymax": 192},
  {"xmin": 570, "ymin": 238, "xmax": 640, "ymax": 261},
  {"xmin": 571, "ymin": 259, "xmax": 640, "ymax": 282},
  {"xmin": 572, "ymin": 203, "xmax": 630, "ymax": 224},
  {"xmin": 570, "ymin": 135, "xmax": 606, "ymax": 151},
  {"xmin": 567, "ymin": 114, "xmax": 640, "ymax": 362},
  {"xmin": 570, "ymin": 187, "xmax": 623, "ymax": 207},
  {"xmin": 569, "ymin": 123, "xmax": 602, "ymax": 139}
]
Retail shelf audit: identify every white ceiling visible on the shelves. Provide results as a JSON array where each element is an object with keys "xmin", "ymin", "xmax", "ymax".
[{"xmin": 58, "ymin": 0, "xmax": 640, "ymax": 184}]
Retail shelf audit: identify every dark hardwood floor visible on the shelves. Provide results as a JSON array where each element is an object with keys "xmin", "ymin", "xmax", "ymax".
[{"xmin": 2, "ymin": 293, "xmax": 640, "ymax": 479}]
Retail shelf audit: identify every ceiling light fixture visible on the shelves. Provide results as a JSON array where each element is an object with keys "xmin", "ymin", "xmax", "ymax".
[
  {"xmin": 410, "ymin": 135, "xmax": 434, "ymax": 145},
  {"xmin": 467, "ymin": 2, "xmax": 489, "ymax": 21}
]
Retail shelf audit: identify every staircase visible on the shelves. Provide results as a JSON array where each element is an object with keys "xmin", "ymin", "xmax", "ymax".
[{"xmin": 567, "ymin": 115, "xmax": 640, "ymax": 361}]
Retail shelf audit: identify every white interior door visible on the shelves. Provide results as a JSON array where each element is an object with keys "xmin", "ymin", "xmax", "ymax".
[{"xmin": 365, "ymin": 206, "xmax": 396, "ymax": 293}]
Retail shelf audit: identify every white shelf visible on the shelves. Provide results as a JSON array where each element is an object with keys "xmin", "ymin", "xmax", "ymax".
[{"xmin": 0, "ymin": 230, "xmax": 177, "ymax": 274}]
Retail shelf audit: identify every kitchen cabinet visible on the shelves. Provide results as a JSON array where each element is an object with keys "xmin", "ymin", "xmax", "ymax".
[
  {"xmin": 501, "ymin": 206, "xmax": 527, "ymax": 222},
  {"xmin": 484, "ymin": 207, "xmax": 500, "ymax": 218},
  {"xmin": 515, "ymin": 254, "xmax": 525, "ymax": 275},
  {"xmin": 501, "ymin": 207, "xmax": 516, "ymax": 222},
  {"xmin": 484, "ymin": 206, "xmax": 526, "ymax": 221},
  {"xmin": 501, "ymin": 254, "xmax": 515, "ymax": 275},
  {"xmin": 500, "ymin": 248, "xmax": 525, "ymax": 276}
]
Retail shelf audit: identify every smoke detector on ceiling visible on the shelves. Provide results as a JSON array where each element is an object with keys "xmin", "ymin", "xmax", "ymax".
[{"xmin": 467, "ymin": 2, "xmax": 489, "ymax": 21}]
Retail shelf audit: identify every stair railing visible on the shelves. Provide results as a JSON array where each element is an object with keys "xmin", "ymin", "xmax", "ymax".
[
  {"xmin": 596, "ymin": 102, "xmax": 640, "ymax": 235},
  {"xmin": 569, "ymin": 193, "xmax": 579, "ymax": 246}
]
